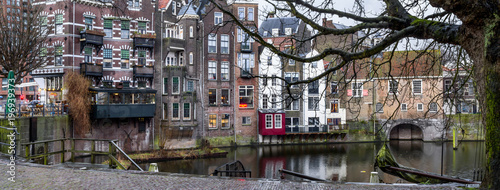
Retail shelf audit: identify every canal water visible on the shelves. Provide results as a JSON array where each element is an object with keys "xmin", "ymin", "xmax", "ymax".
[{"xmin": 144, "ymin": 141, "xmax": 485, "ymax": 183}]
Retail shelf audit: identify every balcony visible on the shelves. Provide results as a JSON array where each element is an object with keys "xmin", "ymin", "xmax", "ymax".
[
  {"xmin": 133, "ymin": 33, "xmax": 155, "ymax": 48},
  {"xmin": 80, "ymin": 30, "xmax": 104, "ymax": 54},
  {"xmin": 240, "ymin": 42, "xmax": 252, "ymax": 52},
  {"xmin": 240, "ymin": 68, "xmax": 253, "ymax": 79},
  {"xmin": 90, "ymin": 88, "xmax": 156, "ymax": 119},
  {"xmin": 163, "ymin": 38, "xmax": 185, "ymax": 50},
  {"xmin": 133, "ymin": 65, "xmax": 154, "ymax": 78},
  {"xmin": 80, "ymin": 63, "xmax": 103, "ymax": 77},
  {"xmin": 92, "ymin": 104, "xmax": 156, "ymax": 119}
]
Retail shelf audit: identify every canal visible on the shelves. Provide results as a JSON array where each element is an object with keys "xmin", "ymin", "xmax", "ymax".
[{"xmin": 143, "ymin": 141, "xmax": 485, "ymax": 183}]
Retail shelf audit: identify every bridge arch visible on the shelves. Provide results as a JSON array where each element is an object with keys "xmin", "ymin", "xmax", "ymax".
[{"xmin": 389, "ymin": 123, "xmax": 423, "ymax": 140}]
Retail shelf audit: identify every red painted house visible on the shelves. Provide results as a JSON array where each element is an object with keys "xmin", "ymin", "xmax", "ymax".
[{"xmin": 258, "ymin": 110, "xmax": 285, "ymax": 136}]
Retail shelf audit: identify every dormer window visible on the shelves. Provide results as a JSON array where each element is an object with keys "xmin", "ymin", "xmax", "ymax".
[
  {"xmin": 285, "ymin": 28, "xmax": 292, "ymax": 35},
  {"xmin": 172, "ymin": 1, "xmax": 176, "ymax": 15},
  {"xmin": 272, "ymin": 28, "xmax": 279, "ymax": 37}
]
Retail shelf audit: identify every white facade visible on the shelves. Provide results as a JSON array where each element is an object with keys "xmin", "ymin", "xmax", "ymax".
[
  {"xmin": 259, "ymin": 47, "xmax": 283, "ymax": 110},
  {"xmin": 302, "ymin": 50, "xmax": 328, "ymax": 126}
]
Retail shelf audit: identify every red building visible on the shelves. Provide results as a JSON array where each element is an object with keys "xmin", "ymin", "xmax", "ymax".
[{"xmin": 258, "ymin": 110, "xmax": 285, "ymax": 136}]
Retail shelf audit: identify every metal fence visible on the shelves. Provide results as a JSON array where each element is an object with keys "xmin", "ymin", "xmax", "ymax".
[{"xmin": 0, "ymin": 103, "xmax": 68, "ymax": 118}]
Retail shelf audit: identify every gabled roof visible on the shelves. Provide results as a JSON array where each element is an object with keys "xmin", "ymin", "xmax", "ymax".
[
  {"xmin": 158, "ymin": 0, "xmax": 170, "ymax": 9},
  {"xmin": 258, "ymin": 17, "xmax": 301, "ymax": 37},
  {"xmin": 178, "ymin": 2, "xmax": 198, "ymax": 17}
]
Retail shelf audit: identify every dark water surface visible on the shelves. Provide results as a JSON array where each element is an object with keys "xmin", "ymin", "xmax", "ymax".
[{"xmin": 143, "ymin": 141, "xmax": 485, "ymax": 183}]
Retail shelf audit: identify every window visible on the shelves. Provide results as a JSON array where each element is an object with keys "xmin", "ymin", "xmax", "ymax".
[
  {"xmin": 208, "ymin": 61, "xmax": 217, "ymax": 80},
  {"xmin": 138, "ymin": 50, "xmax": 146, "ymax": 65},
  {"xmin": 376, "ymin": 103, "xmax": 383, "ymax": 113},
  {"xmin": 242, "ymin": 116, "xmax": 251, "ymax": 125},
  {"xmin": 186, "ymin": 80, "xmax": 194, "ymax": 92},
  {"xmin": 239, "ymin": 85, "xmax": 253, "ymax": 108},
  {"xmin": 308, "ymin": 117, "xmax": 319, "ymax": 125},
  {"xmin": 208, "ymin": 34, "xmax": 217, "ymax": 53},
  {"xmin": 247, "ymin": 8, "xmax": 254, "ymax": 21},
  {"xmin": 55, "ymin": 46, "xmax": 63, "ymax": 66},
  {"xmin": 163, "ymin": 78, "xmax": 168, "ymax": 94},
  {"xmin": 311, "ymin": 61, "xmax": 317, "ymax": 68},
  {"xmin": 221, "ymin": 35, "xmax": 229, "ymax": 54},
  {"xmin": 40, "ymin": 16, "xmax": 47, "ymax": 35},
  {"xmin": 121, "ymin": 49, "xmax": 129, "ymax": 69},
  {"xmin": 285, "ymin": 72, "xmax": 299, "ymax": 88},
  {"xmin": 237, "ymin": 27, "xmax": 254, "ymax": 43},
  {"xmin": 413, "ymin": 80, "xmax": 422, "ymax": 94},
  {"xmin": 289, "ymin": 59, "xmax": 295, "ymax": 65},
  {"xmin": 121, "ymin": 20, "xmax": 129, "ymax": 39},
  {"xmin": 267, "ymin": 56, "xmax": 272, "ymax": 65},
  {"xmin": 285, "ymin": 28, "xmax": 292, "ymax": 35},
  {"xmin": 85, "ymin": 17, "xmax": 93, "ymax": 30},
  {"xmin": 209, "ymin": 114, "xmax": 217, "ymax": 129},
  {"xmin": 331, "ymin": 100, "xmax": 339, "ymax": 113},
  {"xmin": 103, "ymin": 49, "xmax": 112, "ymax": 68},
  {"xmin": 275, "ymin": 114, "xmax": 282, "ymax": 128},
  {"xmin": 444, "ymin": 80, "xmax": 452, "ymax": 93},
  {"xmin": 214, "ymin": 12, "xmax": 223, "ymax": 25},
  {"xmin": 178, "ymin": 52, "xmax": 183, "ymax": 65},
  {"xmin": 262, "ymin": 75, "xmax": 267, "ymax": 86},
  {"xmin": 272, "ymin": 75, "xmax": 277, "ymax": 86},
  {"xmin": 183, "ymin": 103, "xmax": 190, "ymax": 119},
  {"xmin": 189, "ymin": 26, "xmax": 193, "ymax": 38},
  {"xmin": 128, "ymin": 0, "xmax": 140, "ymax": 7},
  {"xmin": 209, "ymin": 89, "xmax": 217, "ymax": 106},
  {"xmin": 172, "ymin": 103, "xmax": 179, "ymax": 120},
  {"xmin": 163, "ymin": 103, "xmax": 168, "ymax": 120},
  {"xmin": 221, "ymin": 114, "xmax": 230, "ymax": 129},
  {"xmin": 417, "ymin": 103, "xmax": 423, "ymax": 111},
  {"xmin": 84, "ymin": 47, "xmax": 92, "ymax": 63},
  {"xmin": 401, "ymin": 103, "xmax": 407, "ymax": 111},
  {"xmin": 308, "ymin": 80, "xmax": 319, "ymax": 94},
  {"xmin": 352, "ymin": 82, "xmax": 363, "ymax": 97},
  {"xmin": 172, "ymin": 77, "xmax": 180, "ymax": 94},
  {"xmin": 308, "ymin": 97, "xmax": 320, "ymax": 111},
  {"xmin": 262, "ymin": 94, "xmax": 268, "ymax": 109},
  {"xmin": 221, "ymin": 89, "xmax": 229, "ymax": 105},
  {"xmin": 389, "ymin": 80, "xmax": 398, "ymax": 94},
  {"xmin": 468, "ymin": 81, "xmax": 474, "ymax": 95},
  {"xmin": 265, "ymin": 114, "xmax": 273, "ymax": 129},
  {"xmin": 285, "ymin": 97, "xmax": 299, "ymax": 111},
  {"xmin": 429, "ymin": 102, "xmax": 438, "ymax": 112},
  {"xmin": 172, "ymin": 1, "xmax": 176, "ymax": 15},
  {"xmin": 2, "ymin": 78, "xmax": 8, "ymax": 91},
  {"xmin": 285, "ymin": 117, "xmax": 300, "ymax": 126},
  {"xmin": 189, "ymin": 52, "xmax": 193, "ymax": 65},
  {"xmin": 331, "ymin": 82, "xmax": 338, "ymax": 94},
  {"xmin": 138, "ymin": 22, "xmax": 146, "ymax": 34},
  {"xmin": 238, "ymin": 7, "xmax": 245, "ymax": 20},
  {"xmin": 271, "ymin": 94, "xmax": 277, "ymax": 108},
  {"xmin": 55, "ymin": 14, "xmax": 63, "ymax": 34},
  {"xmin": 104, "ymin": 19, "xmax": 113, "ymax": 37},
  {"xmin": 238, "ymin": 53, "xmax": 254, "ymax": 73},
  {"xmin": 271, "ymin": 29, "xmax": 280, "ymax": 37}
]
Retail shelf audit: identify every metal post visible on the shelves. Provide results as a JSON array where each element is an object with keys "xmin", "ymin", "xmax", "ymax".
[
  {"xmin": 61, "ymin": 139, "xmax": 65, "ymax": 163},
  {"xmin": 44, "ymin": 142, "xmax": 48, "ymax": 165},
  {"xmin": 91, "ymin": 140, "xmax": 95, "ymax": 164},
  {"xmin": 71, "ymin": 139, "xmax": 75, "ymax": 162}
]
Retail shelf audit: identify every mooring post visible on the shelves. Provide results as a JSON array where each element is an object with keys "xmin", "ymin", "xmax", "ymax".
[
  {"xmin": 43, "ymin": 142, "xmax": 48, "ymax": 165},
  {"xmin": 91, "ymin": 140, "xmax": 95, "ymax": 164},
  {"xmin": 61, "ymin": 139, "xmax": 65, "ymax": 163},
  {"xmin": 453, "ymin": 127, "xmax": 458, "ymax": 150},
  {"xmin": 149, "ymin": 163, "xmax": 159, "ymax": 172},
  {"xmin": 71, "ymin": 139, "xmax": 75, "ymax": 162}
]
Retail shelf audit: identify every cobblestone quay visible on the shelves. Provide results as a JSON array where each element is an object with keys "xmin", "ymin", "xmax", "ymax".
[{"xmin": 0, "ymin": 158, "xmax": 461, "ymax": 190}]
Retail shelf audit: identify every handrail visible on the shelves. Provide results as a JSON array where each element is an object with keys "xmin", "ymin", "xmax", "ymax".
[
  {"xmin": 109, "ymin": 140, "xmax": 143, "ymax": 171},
  {"xmin": 279, "ymin": 169, "xmax": 327, "ymax": 182}
]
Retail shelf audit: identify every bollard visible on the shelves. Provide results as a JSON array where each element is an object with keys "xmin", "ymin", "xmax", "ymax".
[
  {"xmin": 370, "ymin": 172, "xmax": 379, "ymax": 183},
  {"xmin": 149, "ymin": 163, "xmax": 159, "ymax": 172}
]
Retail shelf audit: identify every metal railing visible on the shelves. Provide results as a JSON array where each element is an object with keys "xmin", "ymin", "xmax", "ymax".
[
  {"xmin": 1, "ymin": 103, "xmax": 68, "ymax": 118},
  {"xmin": 285, "ymin": 124, "xmax": 348, "ymax": 133},
  {"xmin": 212, "ymin": 160, "xmax": 251, "ymax": 178},
  {"xmin": 0, "ymin": 126, "xmax": 18, "ymax": 157}
]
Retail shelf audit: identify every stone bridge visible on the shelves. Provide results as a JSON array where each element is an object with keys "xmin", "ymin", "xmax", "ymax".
[{"xmin": 380, "ymin": 119, "xmax": 445, "ymax": 141}]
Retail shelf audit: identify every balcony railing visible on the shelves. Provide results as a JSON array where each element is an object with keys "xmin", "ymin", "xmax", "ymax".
[
  {"xmin": 240, "ymin": 68, "xmax": 253, "ymax": 79},
  {"xmin": 133, "ymin": 65, "xmax": 154, "ymax": 78},
  {"xmin": 163, "ymin": 38, "xmax": 185, "ymax": 50},
  {"xmin": 91, "ymin": 104, "xmax": 156, "ymax": 119},
  {"xmin": 80, "ymin": 30, "xmax": 105, "ymax": 54},
  {"xmin": 80, "ymin": 63, "xmax": 103, "ymax": 77},
  {"xmin": 241, "ymin": 42, "xmax": 252, "ymax": 52},
  {"xmin": 285, "ymin": 125, "xmax": 329, "ymax": 133},
  {"xmin": 133, "ymin": 34, "xmax": 155, "ymax": 49}
]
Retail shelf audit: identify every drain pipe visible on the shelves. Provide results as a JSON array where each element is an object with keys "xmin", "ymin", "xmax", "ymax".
[{"xmin": 231, "ymin": 31, "xmax": 236, "ymax": 145}]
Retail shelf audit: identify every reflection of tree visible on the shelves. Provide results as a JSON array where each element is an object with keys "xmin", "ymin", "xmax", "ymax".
[{"xmin": 209, "ymin": 0, "xmax": 500, "ymax": 186}]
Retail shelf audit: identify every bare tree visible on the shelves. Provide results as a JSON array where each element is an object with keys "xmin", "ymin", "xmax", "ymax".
[
  {"xmin": 0, "ymin": 3, "xmax": 50, "ymax": 84},
  {"xmin": 210, "ymin": 0, "xmax": 500, "ymax": 187}
]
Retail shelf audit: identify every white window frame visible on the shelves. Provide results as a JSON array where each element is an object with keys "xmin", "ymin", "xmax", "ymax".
[
  {"xmin": 208, "ymin": 61, "xmax": 217, "ymax": 80},
  {"xmin": 189, "ymin": 26, "xmax": 194, "ymax": 38},
  {"xmin": 208, "ymin": 34, "xmax": 217, "ymax": 53},
  {"xmin": 209, "ymin": 114, "xmax": 217, "ymax": 129},
  {"xmin": 242, "ymin": 116, "xmax": 251, "ymax": 125},
  {"xmin": 417, "ymin": 103, "xmax": 423, "ymax": 111},
  {"xmin": 272, "ymin": 28, "xmax": 279, "ymax": 37},
  {"xmin": 239, "ymin": 85, "xmax": 254, "ymax": 108},
  {"xmin": 221, "ymin": 89, "xmax": 230, "ymax": 106},
  {"xmin": 308, "ymin": 97, "xmax": 320, "ymax": 111},
  {"xmin": 214, "ymin": 12, "xmax": 223, "ymax": 25},
  {"xmin": 172, "ymin": 103, "xmax": 180, "ymax": 120},
  {"xmin": 352, "ymin": 82, "xmax": 363, "ymax": 97},
  {"xmin": 401, "ymin": 103, "xmax": 407, "ymax": 112},
  {"xmin": 265, "ymin": 114, "xmax": 273, "ymax": 129},
  {"xmin": 238, "ymin": 7, "xmax": 245, "ymax": 20},
  {"xmin": 189, "ymin": 52, "xmax": 193, "ymax": 65},
  {"xmin": 412, "ymin": 79, "xmax": 422, "ymax": 95},
  {"xmin": 330, "ymin": 99, "xmax": 339, "ymax": 113},
  {"xmin": 275, "ymin": 114, "xmax": 282, "ymax": 129},
  {"xmin": 221, "ymin": 61, "xmax": 229, "ymax": 80},
  {"xmin": 185, "ymin": 80, "xmax": 194, "ymax": 92},
  {"xmin": 248, "ymin": 8, "xmax": 254, "ymax": 21},
  {"xmin": 221, "ymin": 34, "xmax": 229, "ymax": 54},
  {"xmin": 285, "ymin": 28, "xmax": 292, "ymax": 35},
  {"xmin": 221, "ymin": 114, "xmax": 230, "ymax": 129}
]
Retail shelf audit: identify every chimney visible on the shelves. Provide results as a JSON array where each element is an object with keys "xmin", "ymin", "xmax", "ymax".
[
  {"xmin": 267, "ymin": 12, "xmax": 275, "ymax": 19},
  {"xmin": 322, "ymin": 18, "xmax": 327, "ymax": 26}
]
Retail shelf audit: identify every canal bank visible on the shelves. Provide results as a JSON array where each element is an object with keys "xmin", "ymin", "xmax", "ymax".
[{"xmin": 0, "ymin": 157, "xmax": 468, "ymax": 189}]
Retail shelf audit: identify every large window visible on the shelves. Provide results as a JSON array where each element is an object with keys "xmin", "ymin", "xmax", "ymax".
[
  {"xmin": 138, "ymin": 50, "xmax": 146, "ymax": 65},
  {"xmin": 262, "ymin": 94, "xmax": 268, "ymax": 109},
  {"xmin": 208, "ymin": 34, "xmax": 217, "ymax": 53},
  {"xmin": 352, "ymin": 82, "xmax": 363, "ymax": 97},
  {"xmin": 265, "ymin": 114, "xmax": 273, "ymax": 129},
  {"xmin": 221, "ymin": 89, "xmax": 229, "ymax": 105},
  {"xmin": 104, "ymin": 19, "xmax": 113, "ymax": 38},
  {"xmin": 285, "ymin": 117, "xmax": 300, "ymax": 127},
  {"xmin": 221, "ymin": 35, "xmax": 229, "ymax": 54},
  {"xmin": 40, "ymin": 16, "xmax": 48, "ymax": 35},
  {"xmin": 239, "ymin": 85, "xmax": 253, "ymax": 108},
  {"xmin": 163, "ymin": 78, "xmax": 168, "ymax": 94},
  {"xmin": 271, "ymin": 94, "xmax": 277, "ymax": 108},
  {"xmin": 331, "ymin": 82, "xmax": 338, "ymax": 94},
  {"xmin": 172, "ymin": 77, "xmax": 180, "ymax": 94},
  {"xmin": 2, "ymin": 78, "xmax": 8, "ymax": 91},
  {"xmin": 55, "ymin": 46, "xmax": 63, "ymax": 66},
  {"xmin": 285, "ymin": 72, "xmax": 299, "ymax": 88},
  {"xmin": 221, "ymin": 114, "xmax": 230, "ymax": 129},
  {"xmin": 247, "ymin": 8, "xmax": 254, "ymax": 21},
  {"xmin": 84, "ymin": 47, "xmax": 92, "ymax": 63},
  {"xmin": 275, "ymin": 114, "xmax": 282, "ymax": 129},
  {"xmin": 172, "ymin": 103, "xmax": 179, "ymax": 120},
  {"xmin": 121, "ymin": 49, "xmax": 129, "ymax": 69},
  {"xmin": 208, "ymin": 61, "xmax": 217, "ymax": 80},
  {"xmin": 221, "ymin": 61, "xmax": 229, "ymax": 80},
  {"xmin": 85, "ymin": 17, "xmax": 93, "ymax": 30},
  {"xmin": 55, "ymin": 14, "xmax": 63, "ymax": 34},
  {"xmin": 308, "ymin": 80, "xmax": 319, "ymax": 94},
  {"xmin": 389, "ymin": 80, "xmax": 398, "ymax": 94},
  {"xmin": 186, "ymin": 80, "xmax": 194, "ymax": 92},
  {"xmin": 209, "ymin": 114, "xmax": 217, "ymax": 129},
  {"xmin": 183, "ymin": 103, "xmax": 190, "ymax": 119},
  {"xmin": 308, "ymin": 97, "xmax": 320, "ymax": 111},
  {"xmin": 285, "ymin": 96, "xmax": 299, "ymax": 110},
  {"xmin": 121, "ymin": 20, "xmax": 129, "ymax": 39},
  {"xmin": 209, "ymin": 89, "xmax": 217, "ymax": 106},
  {"xmin": 308, "ymin": 117, "xmax": 319, "ymax": 125},
  {"xmin": 413, "ymin": 80, "xmax": 422, "ymax": 94},
  {"xmin": 138, "ymin": 22, "xmax": 146, "ymax": 34},
  {"xmin": 238, "ymin": 7, "xmax": 245, "ymax": 20},
  {"xmin": 331, "ymin": 100, "xmax": 339, "ymax": 113},
  {"xmin": 238, "ymin": 53, "xmax": 254, "ymax": 73},
  {"xmin": 214, "ymin": 12, "xmax": 223, "ymax": 25},
  {"xmin": 103, "ymin": 49, "xmax": 112, "ymax": 68}
]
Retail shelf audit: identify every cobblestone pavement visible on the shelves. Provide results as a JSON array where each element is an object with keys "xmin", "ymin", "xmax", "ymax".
[{"xmin": 0, "ymin": 158, "xmax": 462, "ymax": 190}]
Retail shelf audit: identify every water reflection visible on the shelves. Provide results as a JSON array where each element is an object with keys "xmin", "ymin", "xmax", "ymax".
[{"xmin": 147, "ymin": 142, "xmax": 485, "ymax": 183}]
